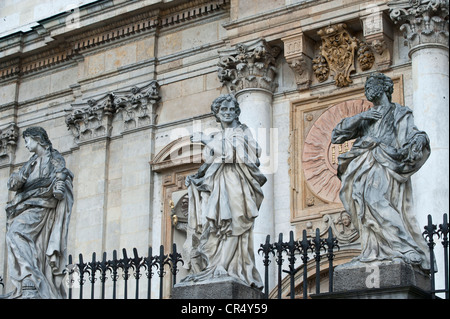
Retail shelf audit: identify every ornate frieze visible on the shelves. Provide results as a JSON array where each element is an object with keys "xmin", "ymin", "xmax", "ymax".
[
  {"xmin": 217, "ymin": 38, "xmax": 281, "ymax": 94},
  {"xmin": 65, "ymin": 81, "xmax": 161, "ymax": 143},
  {"xmin": 388, "ymin": 0, "xmax": 449, "ymax": 50},
  {"xmin": 0, "ymin": 123, "xmax": 19, "ymax": 166}
]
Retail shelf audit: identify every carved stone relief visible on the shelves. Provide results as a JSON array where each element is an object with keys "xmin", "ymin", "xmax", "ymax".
[
  {"xmin": 321, "ymin": 211, "xmax": 359, "ymax": 244},
  {"xmin": 65, "ymin": 93, "xmax": 115, "ymax": 142},
  {"xmin": 0, "ymin": 123, "xmax": 19, "ymax": 166},
  {"xmin": 217, "ymin": 38, "xmax": 281, "ymax": 93},
  {"xmin": 315, "ymin": 23, "xmax": 359, "ymax": 87},
  {"xmin": 302, "ymin": 99, "xmax": 373, "ymax": 204},
  {"xmin": 361, "ymin": 9, "xmax": 394, "ymax": 70},
  {"xmin": 357, "ymin": 42, "xmax": 376, "ymax": 71},
  {"xmin": 388, "ymin": 0, "xmax": 449, "ymax": 49},
  {"xmin": 65, "ymin": 80, "xmax": 161, "ymax": 143},
  {"xmin": 113, "ymin": 81, "xmax": 161, "ymax": 131},
  {"xmin": 170, "ymin": 192, "xmax": 189, "ymax": 234},
  {"xmin": 312, "ymin": 54, "xmax": 330, "ymax": 83}
]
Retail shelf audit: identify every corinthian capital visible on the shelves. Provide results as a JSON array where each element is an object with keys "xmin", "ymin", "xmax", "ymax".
[
  {"xmin": 217, "ymin": 39, "xmax": 281, "ymax": 94},
  {"xmin": 388, "ymin": 0, "xmax": 449, "ymax": 49}
]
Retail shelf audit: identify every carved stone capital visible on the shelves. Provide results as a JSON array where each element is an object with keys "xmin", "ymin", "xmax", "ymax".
[
  {"xmin": 0, "ymin": 123, "xmax": 19, "ymax": 166},
  {"xmin": 66, "ymin": 94, "xmax": 115, "ymax": 143},
  {"xmin": 282, "ymin": 32, "xmax": 314, "ymax": 91},
  {"xmin": 217, "ymin": 38, "xmax": 281, "ymax": 94},
  {"xmin": 113, "ymin": 80, "xmax": 161, "ymax": 131},
  {"xmin": 65, "ymin": 81, "xmax": 161, "ymax": 142},
  {"xmin": 388, "ymin": 0, "xmax": 449, "ymax": 51}
]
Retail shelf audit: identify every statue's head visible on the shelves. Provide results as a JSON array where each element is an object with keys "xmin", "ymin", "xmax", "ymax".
[
  {"xmin": 365, "ymin": 72, "xmax": 394, "ymax": 103},
  {"xmin": 211, "ymin": 94, "xmax": 241, "ymax": 123},
  {"xmin": 22, "ymin": 126, "xmax": 52, "ymax": 149}
]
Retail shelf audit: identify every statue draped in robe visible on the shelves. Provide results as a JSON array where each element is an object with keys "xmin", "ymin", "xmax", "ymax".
[
  {"xmin": 181, "ymin": 94, "xmax": 266, "ymax": 289},
  {"xmin": 5, "ymin": 126, "xmax": 74, "ymax": 299},
  {"xmin": 332, "ymin": 73, "xmax": 430, "ymax": 270}
]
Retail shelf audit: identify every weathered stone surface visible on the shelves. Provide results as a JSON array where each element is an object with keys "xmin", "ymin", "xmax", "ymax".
[
  {"xmin": 172, "ymin": 277, "xmax": 264, "ymax": 299},
  {"xmin": 333, "ymin": 260, "xmax": 430, "ymax": 292}
]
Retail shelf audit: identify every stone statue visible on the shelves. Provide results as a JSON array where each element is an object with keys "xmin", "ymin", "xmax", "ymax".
[
  {"xmin": 331, "ymin": 73, "xmax": 430, "ymax": 270},
  {"xmin": 4, "ymin": 127, "xmax": 74, "ymax": 298},
  {"xmin": 181, "ymin": 94, "xmax": 266, "ymax": 289}
]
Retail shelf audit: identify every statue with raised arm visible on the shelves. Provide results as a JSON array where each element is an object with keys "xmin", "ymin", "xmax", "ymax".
[
  {"xmin": 331, "ymin": 73, "xmax": 430, "ymax": 270},
  {"xmin": 181, "ymin": 94, "xmax": 266, "ymax": 289},
  {"xmin": 5, "ymin": 126, "xmax": 74, "ymax": 299}
]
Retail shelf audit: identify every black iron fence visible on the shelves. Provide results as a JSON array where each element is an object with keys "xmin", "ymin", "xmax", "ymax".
[
  {"xmin": 258, "ymin": 228, "xmax": 339, "ymax": 299},
  {"xmin": 423, "ymin": 213, "xmax": 449, "ymax": 299},
  {"xmin": 259, "ymin": 213, "xmax": 449, "ymax": 299},
  {"xmin": 0, "ymin": 214, "xmax": 448, "ymax": 299},
  {"xmin": 65, "ymin": 244, "xmax": 183, "ymax": 299}
]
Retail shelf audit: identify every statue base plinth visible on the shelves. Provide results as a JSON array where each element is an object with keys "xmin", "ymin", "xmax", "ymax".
[
  {"xmin": 172, "ymin": 277, "xmax": 264, "ymax": 299},
  {"xmin": 333, "ymin": 260, "xmax": 430, "ymax": 293},
  {"xmin": 311, "ymin": 285, "xmax": 432, "ymax": 299},
  {"xmin": 20, "ymin": 287, "xmax": 41, "ymax": 299}
]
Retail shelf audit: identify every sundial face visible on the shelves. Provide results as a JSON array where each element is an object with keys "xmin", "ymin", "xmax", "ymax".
[{"xmin": 302, "ymin": 99, "xmax": 372, "ymax": 203}]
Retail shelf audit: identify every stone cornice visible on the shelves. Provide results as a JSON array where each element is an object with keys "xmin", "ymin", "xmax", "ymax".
[{"xmin": 0, "ymin": 0, "xmax": 229, "ymax": 80}]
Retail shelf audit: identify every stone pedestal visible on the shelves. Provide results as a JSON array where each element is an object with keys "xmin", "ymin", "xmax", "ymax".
[
  {"xmin": 331, "ymin": 260, "xmax": 430, "ymax": 299},
  {"xmin": 311, "ymin": 286, "xmax": 431, "ymax": 299},
  {"xmin": 172, "ymin": 277, "xmax": 264, "ymax": 299}
]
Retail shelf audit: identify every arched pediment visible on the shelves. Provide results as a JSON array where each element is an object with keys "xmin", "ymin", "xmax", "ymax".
[{"xmin": 151, "ymin": 136, "xmax": 204, "ymax": 172}]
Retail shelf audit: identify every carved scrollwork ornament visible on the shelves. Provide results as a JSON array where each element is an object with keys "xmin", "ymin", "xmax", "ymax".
[
  {"xmin": 0, "ymin": 123, "xmax": 19, "ymax": 166},
  {"xmin": 65, "ymin": 81, "xmax": 161, "ymax": 141},
  {"xmin": 357, "ymin": 41, "xmax": 376, "ymax": 71},
  {"xmin": 371, "ymin": 39, "xmax": 388, "ymax": 55},
  {"xmin": 316, "ymin": 23, "xmax": 358, "ymax": 87},
  {"xmin": 312, "ymin": 52, "xmax": 330, "ymax": 83},
  {"xmin": 217, "ymin": 39, "xmax": 281, "ymax": 93},
  {"xmin": 65, "ymin": 93, "xmax": 116, "ymax": 142},
  {"xmin": 388, "ymin": 0, "xmax": 449, "ymax": 49}
]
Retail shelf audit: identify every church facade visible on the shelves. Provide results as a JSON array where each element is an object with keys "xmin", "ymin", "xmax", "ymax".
[{"xmin": 0, "ymin": 0, "xmax": 448, "ymax": 298}]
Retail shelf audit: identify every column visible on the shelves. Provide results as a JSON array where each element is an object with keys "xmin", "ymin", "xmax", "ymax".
[
  {"xmin": 389, "ymin": 0, "xmax": 449, "ymax": 291},
  {"xmin": 389, "ymin": 0, "xmax": 449, "ymax": 227},
  {"xmin": 218, "ymin": 38, "xmax": 281, "ymax": 287}
]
